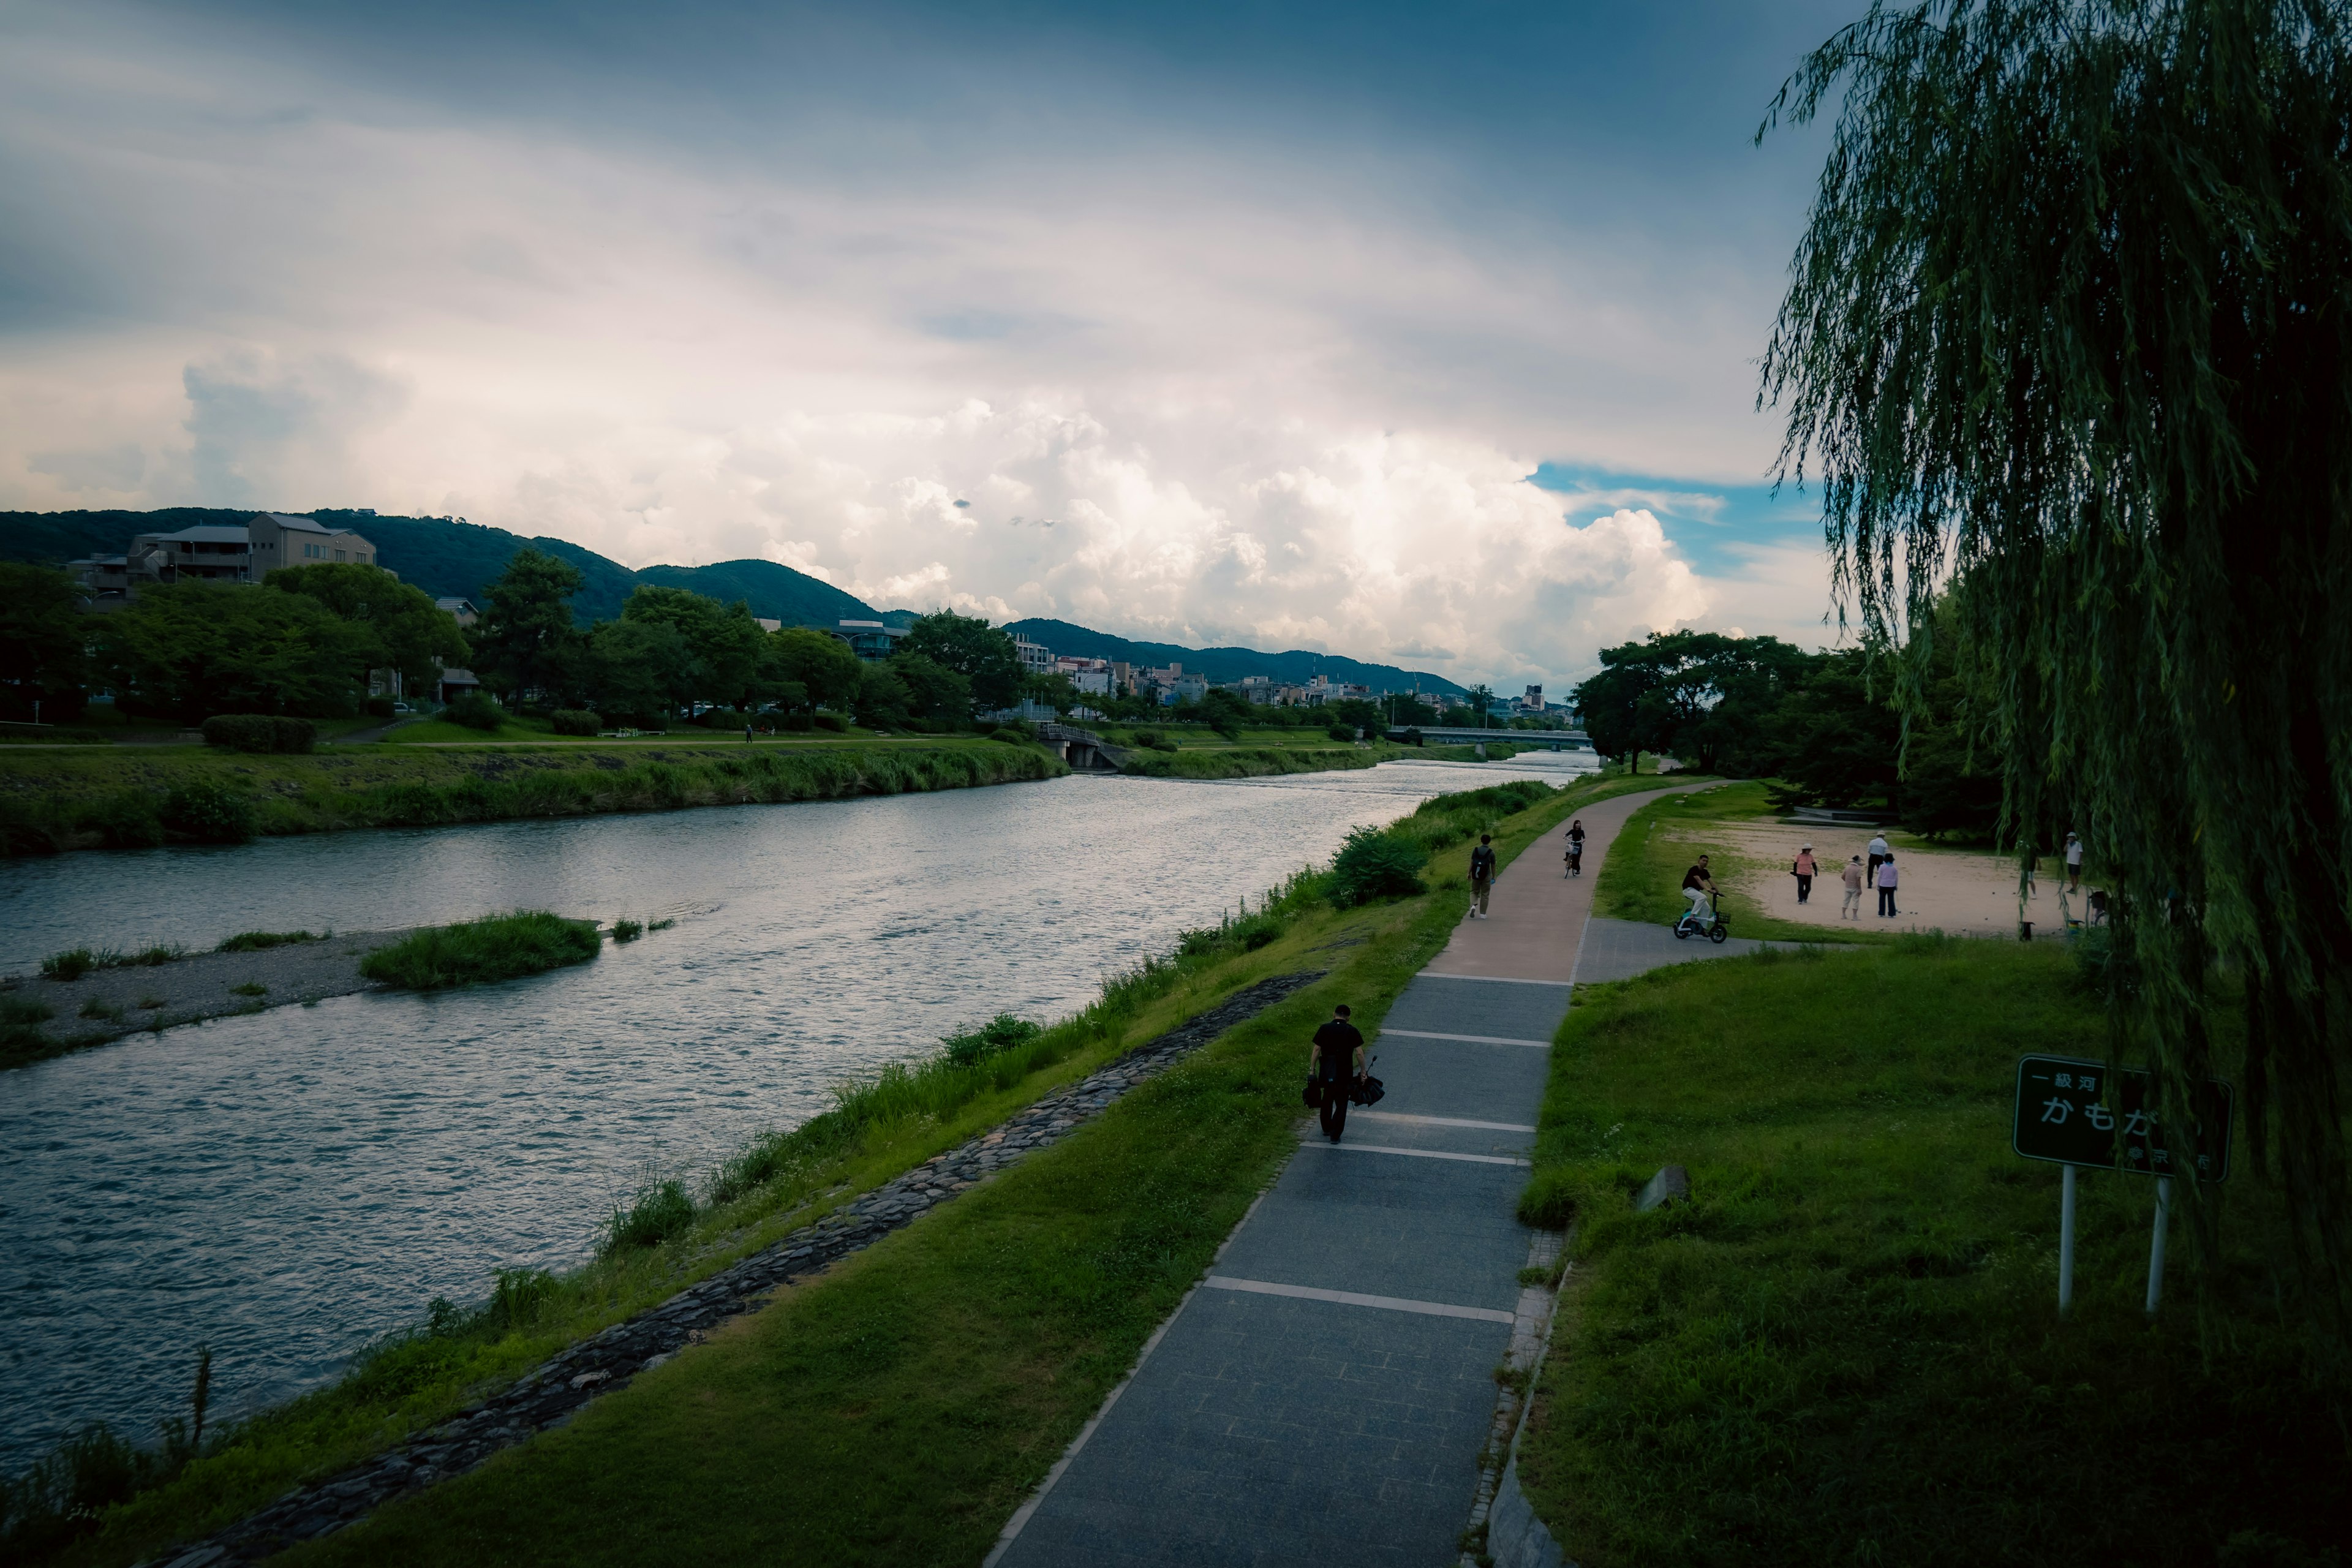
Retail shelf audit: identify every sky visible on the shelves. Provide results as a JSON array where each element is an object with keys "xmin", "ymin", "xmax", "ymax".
[{"xmin": 0, "ymin": 0, "xmax": 1864, "ymax": 689}]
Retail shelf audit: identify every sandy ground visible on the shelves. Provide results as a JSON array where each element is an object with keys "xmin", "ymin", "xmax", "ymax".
[
  {"xmin": 1671, "ymin": 820, "xmax": 2091, "ymax": 940},
  {"xmin": 4, "ymin": 930, "xmax": 413, "ymax": 1057}
]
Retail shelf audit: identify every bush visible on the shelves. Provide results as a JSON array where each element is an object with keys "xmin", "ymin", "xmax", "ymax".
[
  {"xmin": 216, "ymin": 930, "xmax": 319, "ymax": 952},
  {"xmin": 609, "ymin": 919, "xmax": 643, "ymax": 942},
  {"xmin": 941, "ymin": 1013, "xmax": 1044, "ymax": 1068},
  {"xmin": 40, "ymin": 948, "xmax": 94, "ymax": 981},
  {"xmin": 358, "ymin": 911, "xmax": 602, "ymax": 989},
  {"xmin": 1327, "ymin": 826, "xmax": 1429, "ymax": 907},
  {"xmin": 200, "ymin": 714, "xmax": 315, "ymax": 753},
  {"xmin": 549, "ymin": 709, "xmax": 601, "ymax": 736},
  {"xmin": 442, "ymin": 693, "xmax": 506, "ymax": 731},
  {"xmin": 1328, "ymin": 723, "xmax": 1357, "ymax": 742},
  {"xmin": 990, "ymin": 727, "xmax": 1034, "ymax": 745},
  {"xmin": 161, "ymin": 780, "xmax": 257, "ymax": 843},
  {"xmin": 603, "ymin": 1177, "xmax": 696, "ymax": 1252},
  {"xmin": 81, "ymin": 791, "xmax": 164, "ymax": 849},
  {"xmin": 813, "ymin": 712, "xmax": 848, "ymax": 733},
  {"xmin": 366, "ymin": 696, "xmax": 396, "ymax": 718}
]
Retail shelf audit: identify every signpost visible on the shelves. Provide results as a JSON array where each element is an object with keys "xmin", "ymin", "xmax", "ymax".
[{"xmin": 2011, "ymin": 1055, "xmax": 2232, "ymax": 1315}]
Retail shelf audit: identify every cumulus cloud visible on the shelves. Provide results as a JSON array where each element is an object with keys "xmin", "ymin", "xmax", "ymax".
[{"xmin": 0, "ymin": 1, "xmax": 1822, "ymax": 687}]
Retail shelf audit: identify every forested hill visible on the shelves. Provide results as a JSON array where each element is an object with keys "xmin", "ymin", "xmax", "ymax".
[
  {"xmin": 1, "ymin": 509, "xmax": 1461, "ymax": 692},
  {"xmin": 1001, "ymin": 617, "xmax": 1466, "ymax": 696}
]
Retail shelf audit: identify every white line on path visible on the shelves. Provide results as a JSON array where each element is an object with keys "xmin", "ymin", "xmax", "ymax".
[
  {"xmin": 1355, "ymin": 1111, "xmax": 1537, "ymax": 1134},
  {"xmin": 1204, "ymin": 1275, "xmax": 1517, "ymax": 1324},
  {"xmin": 1316, "ymin": 1143, "xmax": 1531, "ymax": 1167},
  {"xmin": 1418, "ymin": 973, "xmax": 1575, "ymax": 987},
  {"xmin": 1379, "ymin": 1029, "xmax": 1552, "ymax": 1049}
]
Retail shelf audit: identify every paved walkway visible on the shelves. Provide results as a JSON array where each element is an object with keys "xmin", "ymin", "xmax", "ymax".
[{"xmin": 989, "ymin": 784, "xmax": 1709, "ymax": 1568}]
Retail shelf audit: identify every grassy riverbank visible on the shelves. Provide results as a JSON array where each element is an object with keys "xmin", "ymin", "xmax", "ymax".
[
  {"xmin": 0, "ymin": 740, "xmax": 1066, "ymax": 856},
  {"xmin": 1513, "ymin": 939, "xmax": 2342, "ymax": 1566},
  {"xmin": 23, "ymin": 772, "xmax": 1649, "ymax": 1568},
  {"xmin": 1115, "ymin": 738, "xmax": 1512, "ymax": 778}
]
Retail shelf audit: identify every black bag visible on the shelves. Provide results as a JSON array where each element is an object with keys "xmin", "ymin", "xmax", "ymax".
[
  {"xmin": 1350, "ymin": 1072, "xmax": 1385, "ymax": 1107},
  {"xmin": 1302, "ymin": 1076, "xmax": 1323, "ymax": 1108}
]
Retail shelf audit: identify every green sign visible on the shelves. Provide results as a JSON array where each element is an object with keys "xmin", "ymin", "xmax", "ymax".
[{"xmin": 2012, "ymin": 1055, "xmax": 2232, "ymax": 1183}]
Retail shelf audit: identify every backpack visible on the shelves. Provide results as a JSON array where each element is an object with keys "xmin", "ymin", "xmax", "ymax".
[{"xmin": 1471, "ymin": 845, "xmax": 1496, "ymax": 878}]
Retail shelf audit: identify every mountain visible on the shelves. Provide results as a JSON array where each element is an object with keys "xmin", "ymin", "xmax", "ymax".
[
  {"xmin": 1003, "ymin": 617, "xmax": 1467, "ymax": 697},
  {"xmin": 0, "ymin": 510, "xmax": 1463, "ymax": 692}
]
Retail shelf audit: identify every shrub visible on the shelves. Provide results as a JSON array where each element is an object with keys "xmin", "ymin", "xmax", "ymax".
[
  {"xmin": 1, "ymin": 993, "xmax": 56, "ymax": 1061},
  {"xmin": 1327, "ymin": 826, "xmax": 1429, "ymax": 907},
  {"xmin": 609, "ymin": 919, "xmax": 643, "ymax": 942},
  {"xmin": 443, "ymin": 693, "xmax": 506, "ymax": 731},
  {"xmin": 485, "ymin": 1266, "xmax": 559, "ymax": 1332},
  {"xmin": 366, "ymin": 696, "xmax": 396, "ymax": 718},
  {"xmin": 81, "ymin": 791, "xmax": 165, "ymax": 850},
  {"xmin": 80, "ymin": 997, "xmax": 125, "ymax": 1020},
  {"xmin": 161, "ymin": 780, "xmax": 257, "ymax": 843},
  {"xmin": 813, "ymin": 712, "xmax": 848, "ymax": 733},
  {"xmin": 549, "ymin": 709, "xmax": 600, "ymax": 736},
  {"xmin": 216, "ymin": 930, "xmax": 320, "ymax": 952},
  {"xmin": 198, "ymin": 714, "xmax": 315, "ymax": 753},
  {"xmin": 359, "ymin": 911, "xmax": 602, "ymax": 989},
  {"xmin": 603, "ymin": 1177, "xmax": 695, "ymax": 1252},
  {"xmin": 990, "ymin": 727, "xmax": 1034, "ymax": 745},
  {"xmin": 941, "ymin": 1013, "xmax": 1044, "ymax": 1068},
  {"xmin": 40, "ymin": 948, "xmax": 96, "ymax": 981},
  {"xmin": 1328, "ymin": 723, "xmax": 1356, "ymax": 742}
]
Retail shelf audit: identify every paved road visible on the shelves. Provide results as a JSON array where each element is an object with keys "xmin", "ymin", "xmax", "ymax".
[{"xmin": 988, "ymin": 782, "xmax": 1711, "ymax": 1568}]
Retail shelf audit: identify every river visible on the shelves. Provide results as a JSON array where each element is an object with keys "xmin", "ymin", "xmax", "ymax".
[{"xmin": 0, "ymin": 755, "xmax": 1591, "ymax": 1471}]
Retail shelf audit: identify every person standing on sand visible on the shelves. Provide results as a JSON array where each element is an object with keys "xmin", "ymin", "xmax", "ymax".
[
  {"xmin": 1876, "ymin": 853, "xmax": 1900, "ymax": 918},
  {"xmin": 1841, "ymin": 854, "xmax": 1865, "ymax": 919},
  {"xmin": 1867, "ymin": 831, "xmax": 1891, "ymax": 887},
  {"xmin": 2065, "ymin": 831, "xmax": 2084, "ymax": 891},
  {"xmin": 1310, "ymin": 1004, "xmax": 1366, "ymax": 1143},
  {"xmin": 1793, "ymin": 843, "xmax": 1818, "ymax": 905},
  {"xmin": 1469, "ymin": 834, "xmax": 1498, "ymax": 918},
  {"xmin": 1564, "ymin": 820, "xmax": 1586, "ymax": 878}
]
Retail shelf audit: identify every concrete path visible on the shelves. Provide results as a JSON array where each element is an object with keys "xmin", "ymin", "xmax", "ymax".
[{"xmin": 989, "ymin": 783, "xmax": 1711, "ymax": 1568}]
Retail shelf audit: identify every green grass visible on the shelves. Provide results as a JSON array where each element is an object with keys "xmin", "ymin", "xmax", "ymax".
[
  {"xmin": 0, "ymin": 742, "xmax": 1067, "ymax": 856},
  {"xmin": 1593, "ymin": 780, "xmax": 1892, "ymax": 944},
  {"xmin": 214, "ymin": 930, "xmax": 323, "ymax": 952},
  {"xmin": 37, "ymin": 771, "xmax": 1645, "ymax": 1568},
  {"xmin": 1513, "ymin": 938, "xmax": 2343, "ymax": 1567},
  {"xmin": 358, "ymin": 913, "xmax": 603, "ymax": 990},
  {"xmin": 1115, "ymin": 739, "xmax": 1511, "ymax": 778}
]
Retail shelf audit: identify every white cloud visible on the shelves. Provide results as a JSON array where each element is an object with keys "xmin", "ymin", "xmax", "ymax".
[{"xmin": 0, "ymin": 4, "xmax": 1814, "ymax": 688}]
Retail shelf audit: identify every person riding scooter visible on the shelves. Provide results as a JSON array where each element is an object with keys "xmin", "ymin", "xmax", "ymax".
[{"xmin": 1680, "ymin": 855, "xmax": 1721, "ymax": 929}]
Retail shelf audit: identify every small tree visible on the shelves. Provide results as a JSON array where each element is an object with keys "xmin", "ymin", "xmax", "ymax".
[{"xmin": 0, "ymin": 563, "xmax": 89, "ymax": 722}]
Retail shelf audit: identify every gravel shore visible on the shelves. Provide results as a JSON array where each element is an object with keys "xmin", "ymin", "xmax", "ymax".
[{"xmin": 3, "ymin": 932, "xmax": 412, "ymax": 1064}]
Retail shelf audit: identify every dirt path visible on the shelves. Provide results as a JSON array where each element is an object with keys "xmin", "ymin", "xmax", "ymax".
[{"xmin": 1693, "ymin": 820, "xmax": 2089, "ymax": 940}]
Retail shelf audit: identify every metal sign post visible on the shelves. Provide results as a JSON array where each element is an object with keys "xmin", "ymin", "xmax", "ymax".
[{"xmin": 2011, "ymin": 1055, "xmax": 2231, "ymax": 1315}]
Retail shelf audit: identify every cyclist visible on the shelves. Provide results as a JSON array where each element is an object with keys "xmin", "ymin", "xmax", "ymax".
[
  {"xmin": 1564, "ymin": 819, "xmax": 1586, "ymax": 878},
  {"xmin": 1681, "ymin": 854, "xmax": 1719, "ymax": 927}
]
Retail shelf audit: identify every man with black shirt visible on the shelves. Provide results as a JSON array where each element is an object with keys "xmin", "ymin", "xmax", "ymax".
[
  {"xmin": 1310, "ymin": 1004, "xmax": 1366, "ymax": 1143},
  {"xmin": 1468, "ymin": 834, "xmax": 1498, "ymax": 918},
  {"xmin": 1681, "ymin": 854, "xmax": 1719, "ymax": 925}
]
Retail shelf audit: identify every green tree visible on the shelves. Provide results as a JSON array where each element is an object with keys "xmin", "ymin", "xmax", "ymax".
[
  {"xmin": 854, "ymin": 662, "xmax": 913, "ymax": 729},
  {"xmin": 588, "ymin": 618, "xmax": 694, "ymax": 720},
  {"xmin": 472, "ymin": 547, "xmax": 586, "ymax": 704},
  {"xmin": 0, "ymin": 563, "xmax": 89, "ymax": 722},
  {"xmin": 1022, "ymin": 669, "xmax": 1082, "ymax": 717},
  {"xmin": 264, "ymin": 562, "xmax": 470, "ymax": 695},
  {"xmin": 1197, "ymin": 687, "xmax": 1251, "ymax": 739},
  {"xmin": 96, "ymin": 581, "xmax": 372, "ymax": 722},
  {"xmin": 900, "ymin": 612, "xmax": 1022, "ymax": 712},
  {"xmin": 1574, "ymin": 631, "xmax": 1814, "ymax": 772},
  {"xmin": 1760, "ymin": 0, "xmax": 2352, "ymax": 1297},
  {"xmin": 890, "ymin": 653, "xmax": 974, "ymax": 726},
  {"xmin": 767, "ymin": 627, "xmax": 864, "ymax": 713},
  {"xmin": 620, "ymin": 586, "xmax": 766, "ymax": 710}
]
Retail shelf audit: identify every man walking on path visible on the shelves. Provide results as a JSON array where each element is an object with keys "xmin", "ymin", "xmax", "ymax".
[
  {"xmin": 1469, "ymin": 834, "xmax": 1498, "ymax": 918},
  {"xmin": 1841, "ymin": 854, "xmax": 1865, "ymax": 919},
  {"xmin": 1309, "ymin": 1004, "xmax": 1365, "ymax": 1143},
  {"xmin": 1867, "ymin": 831, "xmax": 1891, "ymax": 886},
  {"xmin": 2066, "ymin": 831, "xmax": 2084, "ymax": 891},
  {"xmin": 1876, "ymin": 854, "xmax": 1900, "ymax": 918}
]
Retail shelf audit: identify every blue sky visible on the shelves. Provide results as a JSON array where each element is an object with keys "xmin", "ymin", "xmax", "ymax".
[{"xmin": 0, "ymin": 0, "xmax": 1865, "ymax": 682}]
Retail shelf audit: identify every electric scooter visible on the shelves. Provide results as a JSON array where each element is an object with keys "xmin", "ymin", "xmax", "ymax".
[{"xmin": 1673, "ymin": 895, "xmax": 1730, "ymax": 944}]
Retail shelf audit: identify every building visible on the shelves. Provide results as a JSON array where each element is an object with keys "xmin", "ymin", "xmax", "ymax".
[
  {"xmin": 1013, "ymin": 635, "xmax": 1055, "ymax": 676},
  {"xmin": 1161, "ymin": 673, "xmax": 1209, "ymax": 705},
  {"xmin": 239, "ymin": 513, "xmax": 384, "ymax": 575},
  {"xmin": 832, "ymin": 619, "xmax": 908, "ymax": 661},
  {"xmin": 436, "ymin": 597, "xmax": 480, "ymax": 629},
  {"xmin": 753, "ymin": 617, "xmax": 782, "ymax": 633},
  {"xmin": 75, "ymin": 513, "xmax": 386, "ymax": 600}
]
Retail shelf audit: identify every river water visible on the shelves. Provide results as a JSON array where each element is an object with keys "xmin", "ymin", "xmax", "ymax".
[{"xmin": 0, "ymin": 755, "xmax": 1590, "ymax": 1470}]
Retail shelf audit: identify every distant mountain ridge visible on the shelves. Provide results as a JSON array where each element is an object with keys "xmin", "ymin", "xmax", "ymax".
[{"xmin": 0, "ymin": 508, "xmax": 1462, "ymax": 694}]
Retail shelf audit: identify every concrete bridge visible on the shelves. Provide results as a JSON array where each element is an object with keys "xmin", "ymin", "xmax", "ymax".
[
  {"xmin": 1034, "ymin": 722, "xmax": 1126, "ymax": 772},
  {"xmin": 1411, "ymin": 726, "xmax": 1591, "ymax": 752}
]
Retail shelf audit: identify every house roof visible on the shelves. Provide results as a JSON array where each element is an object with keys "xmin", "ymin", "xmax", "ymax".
[
  {"xmin": 138, "ymin": 526, "xmax": 251, "ymax": 545},
  {"xmin": 255, "ymin": 513, "xmax": 345, "ymax": 535}
]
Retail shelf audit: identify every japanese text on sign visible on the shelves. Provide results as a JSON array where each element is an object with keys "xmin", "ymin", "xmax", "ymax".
[{"xmin": 2011, "ymin": 1055, "xmax": 2232, "ymax": 1182}]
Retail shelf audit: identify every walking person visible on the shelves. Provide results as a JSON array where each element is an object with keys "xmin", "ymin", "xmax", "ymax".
[
  {"xmin": 745, "ymin": 722, "xmax": 755, "ymax": 744},
  {"xmin": 2065, "ymin": 831, "xmax": 2084, "ymax": 891},
  {"xmin": 1875, "ymin": 853, "xmax": 1900, "ymax": 918},
  {"xmin": 1310, "ymin": 1004, "xmax": 1366, "ymax": 1144},
  {"xmin": 1866, "ymin": 831, "xmax": 1891, "ymax": 888},
  {"xmin": 1469, "ymin": 834, "xmax": 1498, "ymax": 918},
  {"xmin": 1841, "ymin": 854, "xmax": 1865, "ymax": 919},
  {"xmin": 1564, "ymin": 819, "xmax": 1586, "ymax": 878},
  {"xmin": 1793, "ymin": 843, "xmax": 1818, "ymax": 905}
]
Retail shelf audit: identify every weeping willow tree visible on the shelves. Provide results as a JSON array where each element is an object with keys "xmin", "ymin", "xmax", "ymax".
[{"xmin": 1760, "ymin": 0, "xmax": 2352, "ymax": 1310}]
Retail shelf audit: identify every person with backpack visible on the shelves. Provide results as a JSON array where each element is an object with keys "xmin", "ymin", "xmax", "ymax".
[
  {"xmin": 1309, "ymin": 1004, "xmax": 1366, "ymax": 1143},
  {"xmin": 1564, "ymin": 820, "xmax": 1586, "ymax": 878},
  {"xmin": 1469, "ymin": 834, "xmax": 1499, "ymax": 917}
]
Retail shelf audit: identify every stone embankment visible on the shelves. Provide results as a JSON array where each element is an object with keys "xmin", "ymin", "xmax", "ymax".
[{"xmin": 146, "ymin": 969, "xmax": 1324, "ymax": 1567}]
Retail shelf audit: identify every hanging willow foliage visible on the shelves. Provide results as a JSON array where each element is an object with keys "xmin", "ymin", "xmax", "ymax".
[{"xmin": 1759, "ymin": 0, "xmax": 2352, "ymax": 1308}]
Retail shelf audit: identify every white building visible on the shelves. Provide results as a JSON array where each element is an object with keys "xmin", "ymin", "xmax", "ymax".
[{"xmin": 1013, "ymin": 635, "xmax": 1055, "ymax": 676}]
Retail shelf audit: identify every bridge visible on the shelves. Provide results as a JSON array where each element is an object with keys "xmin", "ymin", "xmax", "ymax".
[
  {"xmin": 1033, "ymin": 722, "xmax": 1126, "ymax": 771},
  {"xmin": 1411, "ymin": 726, "xmax": 1591, "ymax": 752}
]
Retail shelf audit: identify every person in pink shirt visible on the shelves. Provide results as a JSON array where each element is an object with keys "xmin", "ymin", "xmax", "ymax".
[{"xmin": 1792, "ymin": 843, "xmax": 1819, "ymax": 904}]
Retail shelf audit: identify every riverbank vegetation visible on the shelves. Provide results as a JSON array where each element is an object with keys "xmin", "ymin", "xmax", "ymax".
[
  {"xmin": 8, "ymin": 773, "xmax": 1640, "ymax": 1568},
  {"xmin": 1513, "ymin": 937, "xmax": 2342, "ymax": 1564},
  {"xmin": 358, "ymin": 914, "xmax": 603, "ymax": 991},
  {"xmin": 1113, "ymin": 737, "xmax": 1513, "ymax": 778},
  {"xmin": 0, "ymin": 741, "xmax": 1067, "ymax": 856}
]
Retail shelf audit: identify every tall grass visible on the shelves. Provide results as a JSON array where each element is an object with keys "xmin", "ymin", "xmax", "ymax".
[{"xmin": 359, "ymin": 913, "xmax": 601, "ymax": 990}]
